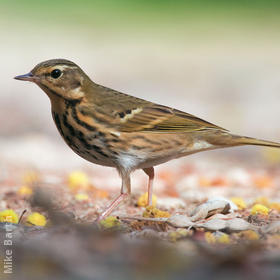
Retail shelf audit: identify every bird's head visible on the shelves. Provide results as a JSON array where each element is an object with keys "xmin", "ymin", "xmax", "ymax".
[{"xmin": 15, "ymin": 59, "xmax": 90, "ymax": 101}]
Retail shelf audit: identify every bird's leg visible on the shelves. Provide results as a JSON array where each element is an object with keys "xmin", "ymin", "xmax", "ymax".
[
  {"xmin": 143, "ymin": 167, "xmax": 154, "ymax": 206},
  {"xmin": 97, "ymin": 193, "xmax": 129, "ymax": 221},
  {"xmin": 97, "ymin": 171, "xmax": 131, "ymax": 221}
]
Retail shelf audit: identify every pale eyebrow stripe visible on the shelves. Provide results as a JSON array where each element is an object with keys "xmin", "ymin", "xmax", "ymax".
[{"xmin": 52, "ymin": 65, "xmax": 78, "ymax": 71}]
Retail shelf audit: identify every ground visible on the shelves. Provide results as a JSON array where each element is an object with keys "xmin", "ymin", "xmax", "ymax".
[{"xmin": 0, "ymin": 139, "xmax": 280, "ymax": 280}]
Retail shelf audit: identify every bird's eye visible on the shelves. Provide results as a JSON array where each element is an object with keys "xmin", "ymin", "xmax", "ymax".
[{"xmin": 50, "ymin": 69, "xmax": 62, "ymax": 79}]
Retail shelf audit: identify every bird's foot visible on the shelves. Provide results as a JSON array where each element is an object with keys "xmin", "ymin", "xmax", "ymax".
[{"xmin": 96, "ymin": 193, "xmax": 129, "ymax": 222}]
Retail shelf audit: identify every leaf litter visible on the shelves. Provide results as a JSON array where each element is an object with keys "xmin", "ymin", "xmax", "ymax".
[{"xmin": 0, "ymin": 153, "xmax": 280, "ymax": 280}]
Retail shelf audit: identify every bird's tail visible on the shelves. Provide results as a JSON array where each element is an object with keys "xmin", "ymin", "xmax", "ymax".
[
  {"xmin": 234, "ymin": 136, "xmax": 280, "ymax": 148},
  {"xmin": 204, "ymin": 131, "xmax": 280, "ymax": 149}
]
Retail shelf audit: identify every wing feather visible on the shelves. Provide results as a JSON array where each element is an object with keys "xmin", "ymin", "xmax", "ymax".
[
  {"xmin": 117, "ymin": 104, "xmax": 227, "ymax": 132},
  {"xmin": 83, "ymin": 85, "xmax": 227, "ymax": 133}
]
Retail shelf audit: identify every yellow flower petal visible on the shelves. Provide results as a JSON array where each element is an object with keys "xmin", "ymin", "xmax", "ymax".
[
  {"xmin": 168, "ymin": 231, "xmax": 179, "ymax": 242},
  {"xmin": 18, "ymin": 186, "xmax": 33, "ymax": 196},
  {"xmin": 99, "ymin": 216, "xmax": 121, "ymax": 229},
  {"xmin": 251, "ymin": 204, "xmax": 269, "ymax": 215},
  {"xmin": 169, "ymin": 229, "xmax": 189, "ymax": 242},
  {"xmin": 217, "ymin": 233, "xmax": 230, "ymax": 244},
  {"xmin": 137, "ymin": 192, "xmax": 157, "ymax": 207},
  {"xmin": 27, "ymin": 212, "xmax": 47, "ymax": 226},
  {"xmin": 68, "ymin": 171, "xmax": 90, "ymax": 192},
  {"xmin": 231, "ymin": 197, "xmax": 247, "ymax": 210},
  {"xmin": 205, "ymin": 232, "xmax": 216, "ymax": 244},
  {"xmin": 0, "ymin": 210, "xmax": 19, "ymax": 223},
  {"xmin": 75, "ymin": 193, "xmax": 89, "ymax": 201},
  {"xmin": 241, "ymin": 230, "xmax": 259, "ymax": 241},
  {"xmin": 143, "ymin": 206, "xmax": 170, "ymax": 218}
]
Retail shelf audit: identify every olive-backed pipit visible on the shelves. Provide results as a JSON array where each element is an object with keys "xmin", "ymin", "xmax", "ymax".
[{"xmin": 15, "ymin": 59, "xmax": 280, "ymax": 220}]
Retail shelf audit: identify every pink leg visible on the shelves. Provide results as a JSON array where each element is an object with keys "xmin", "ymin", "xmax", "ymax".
[
  {"xmin": 97, "ymin": 193, "xmax": 129, "ymax": 221},
  {"xmin": 97, "ymin": 170, "xmax": 131, "ymax": 221},
  {"xmin": 143, "ymin": 167, "xmax": 155, "ymax": 206}
]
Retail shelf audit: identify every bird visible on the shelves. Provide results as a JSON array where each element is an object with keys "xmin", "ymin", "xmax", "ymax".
[{"xmin": 15, "ymin": 59, "xmax": 280, "ymax": 220}]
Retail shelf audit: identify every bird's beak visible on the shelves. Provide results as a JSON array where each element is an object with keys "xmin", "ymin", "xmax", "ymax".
[{"xmin": 14, "ymin": 72, "xmax": 36, "ymax": 82}]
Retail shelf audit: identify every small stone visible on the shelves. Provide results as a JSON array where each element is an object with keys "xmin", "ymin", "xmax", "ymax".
[
  {"xmin": 196, "ymin": 218, "xmax": 227, "ymax": 231},
  {"xmin": 226, "ymin": 218, "xmax": 253, "ymax": 232},
  {"xmin": 196, "ymin": 217, "xmax": 254, "ymax": 232},
  {"xmin": 168, "ymin": 214, "xmax": 194, "ymax": 228},
  {"xmin": 261, "ymin": 221, "xmax": 280, "ymax": 234},
  {"xmin": 191, "ymin": 198, "xmax": 232, "ymax": 222}
]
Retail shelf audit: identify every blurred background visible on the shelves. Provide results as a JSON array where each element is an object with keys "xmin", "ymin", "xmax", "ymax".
[{"xmin": 1, "ymin": 0, "xmax": 280, "ymax": 169}]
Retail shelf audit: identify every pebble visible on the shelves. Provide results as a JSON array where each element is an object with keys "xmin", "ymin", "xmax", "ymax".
[
  {"xmin": 196, "ymin": 218, "xmax": 254, "ymax": 232},
  {"xmin": 191, "ymin": 198, "xmax": 232, "ymax": 222},
  {"xmin": 168, "ymin": 214, "xmax": 194, "ymax": 228}
]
